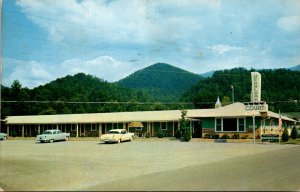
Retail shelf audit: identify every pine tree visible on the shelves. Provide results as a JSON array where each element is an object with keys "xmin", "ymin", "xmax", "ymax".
[{"xmin": 282, "ymin": 128, "xmax": 289, "ymax": 142}]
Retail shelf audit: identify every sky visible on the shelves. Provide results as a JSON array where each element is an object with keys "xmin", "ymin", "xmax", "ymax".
[{"xmin": 2, "ymin": 0, "xmax": 300, "ymax": 88}]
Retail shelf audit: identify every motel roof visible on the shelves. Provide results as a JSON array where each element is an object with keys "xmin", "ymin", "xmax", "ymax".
[{"xmin": 5, "ymin": 102, "xmax": 295, "ymax": 125}]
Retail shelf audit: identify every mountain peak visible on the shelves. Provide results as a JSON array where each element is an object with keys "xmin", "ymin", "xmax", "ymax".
[{"xmin": 117, "ymin": 63, "xmax": 202, "ymax": 101}]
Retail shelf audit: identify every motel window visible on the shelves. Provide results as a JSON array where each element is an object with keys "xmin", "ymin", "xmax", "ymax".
[
  {"xmin": 91, "ymin": 124, "xmax": 97, "ymax": 131},
  {"xmin": 216, "ymin": 119, "xmax": 222, "ymax": 132},
  {"xmin": 238, "ymin": 118, "xmax": 245, "ymax": 132},
  {"xmin": 161, "ymin": 122, "xmax": 167, "ymax": 130},
  {"xmin": 113, "ymin": 124, "xmax": 118, "ymax": 129},
  {"xmin": 71, "ymin": 124, "xmax": 76, "ymax": 131},
  {"xmin": 215, "ymin": 118, "xmax": 246, "ymax": 132},
  {"xmin": 223, "ymin": 118, "xmax": 237, "ymax": 132}
]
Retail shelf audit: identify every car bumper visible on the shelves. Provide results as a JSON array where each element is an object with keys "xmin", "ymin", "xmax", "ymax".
[
  {"xmin": 37, "ymin": 138, "xmax": 49, "ymax": 142},
  {"xmin": 100, "ymin": 138, "xmax": 118, "ymax": 143}
]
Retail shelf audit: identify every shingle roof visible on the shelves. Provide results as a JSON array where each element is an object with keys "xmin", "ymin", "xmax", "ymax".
[{"xmin": 5, "ymin": 102, "xmax": 295, "ymax": 124}]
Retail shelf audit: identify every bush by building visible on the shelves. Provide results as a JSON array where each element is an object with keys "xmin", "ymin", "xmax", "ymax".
[
  {"xmin": 282, "ymin": 128, "xmax": 289, "ymax": 142},
  {"xmin": 291, "ymin": 126, "xmax": 298, "ymax": 139},
  {"xmin": 157, "ymin": 129, "xmax": 164, "ymax": 138}
]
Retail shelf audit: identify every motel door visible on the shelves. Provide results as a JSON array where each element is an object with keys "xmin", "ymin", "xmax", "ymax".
[{"xmin": 192, "ymin": 121, "xmax": 202, "ymax": 138}]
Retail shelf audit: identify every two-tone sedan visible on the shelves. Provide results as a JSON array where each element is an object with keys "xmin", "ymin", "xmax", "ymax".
[
  {"xmin": 37, "ymin": 129, "xmax": 70, "ymax": 143},
  {"xmin": 100, "ymin": 129, "xmax": 134, "ymax": 144},
  {"xmin": 0, "ymin": 133, "xmax": 8, "ymax": 140}
]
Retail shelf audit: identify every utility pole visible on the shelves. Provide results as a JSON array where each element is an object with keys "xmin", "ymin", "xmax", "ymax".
[
  {"xmin": 253, "ymin": 114, "xmax": 256, "ymax": 144},
  {"xmin": 231, "ymin": 85, "xmax": 234, "ymax": 103}
]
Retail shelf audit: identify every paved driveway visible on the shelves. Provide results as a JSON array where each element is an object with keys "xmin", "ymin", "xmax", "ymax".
[{"xmin": 0, "ymin": 140, "xmax": 299, "ymax": 191}]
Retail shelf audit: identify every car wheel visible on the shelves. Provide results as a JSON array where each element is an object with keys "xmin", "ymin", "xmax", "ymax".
[
  {"xmin": 130, "ymin": 137, "xmax": 133, "ymax": 142},
  {"xmin": 117, "ymin": 139, "xmax": 121, "ymax": 144},
  {"xmin": 65, "ymin": 136, "xmax": 69, "ymax": 141},
  {"xmin": 50, "ymin": 139, "xmax": 54, "ymax": 143},
  {"xmin": 4, "ymin": 136, "xmax": 7, "ymax": 140}
]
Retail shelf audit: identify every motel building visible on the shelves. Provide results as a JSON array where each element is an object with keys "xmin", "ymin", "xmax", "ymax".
[{"xmin": 1, "ymin": 101, "xmax": 296, "ymax": 139}]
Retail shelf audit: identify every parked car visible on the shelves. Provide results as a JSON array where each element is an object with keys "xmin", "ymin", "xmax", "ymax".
[
  {"xmin": 0, "ymin": 133, "xmax": 8, "ymax": 140},
  {"xmin": 100, "ymin": 129, "xmax": 134, "ymax": 143},
  {"xmin": 37, "ymin": 129, "xmax": 70, "ymax": 143}
]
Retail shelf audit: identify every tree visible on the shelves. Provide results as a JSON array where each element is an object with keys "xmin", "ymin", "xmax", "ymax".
[
  {"xmin": 179, "ymin": 110, "xmax": 191, "ymax": 141},
  {"xmin": 282, "ymin": 128, "xmax": 289, "ymax": 142},
  {"xmin": 291, "ymin": 126, "xmax": 298, "ymax": 139}
]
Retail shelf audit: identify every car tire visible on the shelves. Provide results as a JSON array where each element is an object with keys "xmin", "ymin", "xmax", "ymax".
[
  {"xmin": 65, "ymin": 136, "xmax": 69, "ymax": 141},
  {"xmin": 50, "ymin": 139, "xmax": 54, "ymax": 143},
  {"xmin": 4, "ymin": 136, "xmax": 7, "ymax": 140},
  {"xmin": 117, "ymin": 139, "xmax": 121, "ymax": 144},
  {"xmin": 130, "ymin": 137, "xmax": 133, "ymax": 142}
]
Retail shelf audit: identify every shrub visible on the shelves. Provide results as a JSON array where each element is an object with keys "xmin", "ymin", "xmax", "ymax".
[
  {"xmin": 12, "ymin": 131, "xmax": 17, "ymax": 137},
  {"xmin": 221, "ymin": 134, "xmax": 229, "ymax": 139},
  {"xmin": 213, "ymin": 134, "xmax": 220, "ymax": 139},
  {"xmin": 157, "ymin": 130, "xmax": 164, "ymax": 138},
  {"xmin": 204, "ymin": 133, "xmax": 214, "ymax": 139},
  {"xmin": 183, "ymin": 130, "xmax": 191, "ymax": 142},
  {"xmin": 231, "ymin": 133, "xmax": 240, "ymax": 139},
  {"xmin": 241, "ymin": 135, "xmax": 248, "ymax": 139},
  {"xmin": 291, "ymin": 126, "xmax": 298, "ymax": 139},
  {"xmin": 282, "ymin": 128, "xmax": 289, "ymax": 142},
  {"xmin": 175, "ymin": 129, "xmax": 181, "ymax": 139},
  {"xmin": 145, "ymin": 132, "xmax": 151, "ymax": 138}
]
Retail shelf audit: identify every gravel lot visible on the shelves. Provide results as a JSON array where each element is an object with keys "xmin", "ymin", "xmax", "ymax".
[{"xmin": 0, "ymin": 139, "xmax": 299, "ymax": 191}]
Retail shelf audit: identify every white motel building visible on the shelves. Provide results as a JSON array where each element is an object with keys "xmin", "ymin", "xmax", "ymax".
[{"xmin": 1, "ymin": 101, "xmax": 296, "ymax": 139}]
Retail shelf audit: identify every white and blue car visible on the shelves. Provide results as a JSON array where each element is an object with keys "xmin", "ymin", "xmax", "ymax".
[
  {"xmin": 0, "ymin": 133, "xmax": 8, "ymax": 140},
  {"xmin": 37, "ymin": 129, "xmax": 70, "ymax": 143}
]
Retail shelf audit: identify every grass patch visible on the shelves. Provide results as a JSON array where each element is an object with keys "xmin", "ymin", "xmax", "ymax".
[{"xmin": 283, "ymin": 138, "xmax": 300, "ymax": 145}]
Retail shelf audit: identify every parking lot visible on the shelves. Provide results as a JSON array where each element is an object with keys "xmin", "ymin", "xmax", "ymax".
[{"xmin": 0, "ymin": 139, "xmax": 299, "ymax": 191}]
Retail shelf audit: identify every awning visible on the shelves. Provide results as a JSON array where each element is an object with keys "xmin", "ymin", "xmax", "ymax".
[{"xmin": 128, "ymin": 121, "xmax": 143, "ymax": 127}]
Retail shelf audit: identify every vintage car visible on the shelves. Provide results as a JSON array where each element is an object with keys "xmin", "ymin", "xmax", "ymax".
[
  {"xmin": 0, "ymin": 133, "xmax": 8, "ymax": 140},
  {"xmin": 37, "ymin": 129, "xmax": 70, "ymax": 143},
  {"xmin": 100, "ymin": 129, "xmax": 134, "ymax": 143}
]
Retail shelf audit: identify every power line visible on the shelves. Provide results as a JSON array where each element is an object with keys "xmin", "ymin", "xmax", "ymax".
[{"xmin": 1, "ymin": 100, "xmax": 298, "ymax": 104}]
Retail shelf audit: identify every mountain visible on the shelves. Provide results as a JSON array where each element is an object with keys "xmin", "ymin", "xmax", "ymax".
[
  {"xmin": 117, "ymin": 63, "xmax": 203, "ymax": 101},
  {"xmin": 289, "ymin": 64, "xmax": 300, "ymax": 71},
  {"xmin": 1, "ymin": 73, "xmax": 151, "ymax": 116},
  {"xmin": 200, "ymin": 70, "xmax": 215, "ymax": 78}
]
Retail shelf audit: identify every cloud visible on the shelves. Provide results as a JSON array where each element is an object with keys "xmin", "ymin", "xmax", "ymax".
[
  {"xmin": 2, "ymin": 56, "xmax": 139, "ymax": 88},
  {"xmin": 15, "ymin": 0, "xmax": 220, "ymax": 45},
  {"xmin": 59, "ymin": 55, "xmax": 138, "ymax": 81},
  {"xmin": 208, "ymin": 44, "xmax": 243, "ymax": 55},
  {"xmin": 277, "ymin": 16, "xmax": 300, "ymax": 33},
  {"xmin": 2, "ymin": 58, "xmax": 54, "ymax": 88}
]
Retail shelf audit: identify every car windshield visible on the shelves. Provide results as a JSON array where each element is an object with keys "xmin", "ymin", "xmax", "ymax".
[
  {"xmin": 108, "ymin": 131, "xmax": 120, "ymax": 134},
  {"xmin": 42, "ymin": 131, "xmax": 52, "ymax": 135}
]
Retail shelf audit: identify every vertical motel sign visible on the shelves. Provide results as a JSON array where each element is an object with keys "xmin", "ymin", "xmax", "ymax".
[{"xmin": 251, "ymin": 72, "xmax": 261, "ymax": 102}]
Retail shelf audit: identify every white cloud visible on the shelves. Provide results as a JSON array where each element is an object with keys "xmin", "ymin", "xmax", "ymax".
[
  {"xmin": 59, "ymin": 55, "xmax": 138, "ymax": 82},
  {"xmin": 2, "ymin": 58, "xmax": 54, "ymax": 88},
  {"xmin": 2, "ymin": 56, "xmax": 139, "ymax": 88},
  {"xmin": 277, "ymin": 16, "xmax": 300, "ymax": 33},
  {"xmin": 15, "ymin": 0, "xmax": 220, "ymax": 45},
  {"xmin": 208, "ymin": 44, "xmax": 243, "ymax": 55}
]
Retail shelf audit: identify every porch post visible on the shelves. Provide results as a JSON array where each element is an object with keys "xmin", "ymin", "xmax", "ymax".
[
  {"xmin": 76, "ymin": 124, "xmax": 79, "ymax": 138},
  {"xmin": 7, "ymin": 125, "xmax": 9, "ymax": 137},
  {"xmin": 56, "ymin": 124, "xmax": 59, "ymax": 130},
  {"xmin": 22, "ymin": 125, "xmax": 25, "ymax": 137},
  {"xmin": 99, "ymin": 123, "xmax": 102, "ymax": 137},
  {"xmin": 172, "ymin": 121, "xmax": 175, "ymax": 137},
  {"xmin": 38, "ymin": 125, "xmax": 41, "ymax": 135}
]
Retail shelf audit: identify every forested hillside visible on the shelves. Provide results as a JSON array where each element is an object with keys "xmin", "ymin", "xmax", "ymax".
[
  {"xmin": 180, "ymin": 68, "xmax": 300, "ymax": 112},
  {"xmin": 117, "ymin": 63, "xmax": 203, "ymax": 101},
  {"xmin": 1, "ymin": 66, "xmax": 299, "ymax": 118},
  {"xmin": 1, "ymin": 73, "xmax": 186, "ymax": 118}
]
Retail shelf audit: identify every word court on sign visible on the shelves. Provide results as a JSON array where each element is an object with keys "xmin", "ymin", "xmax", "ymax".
[{"xmin": 245, "ymin": 102, "xmax": 268, "ymax": 111}]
